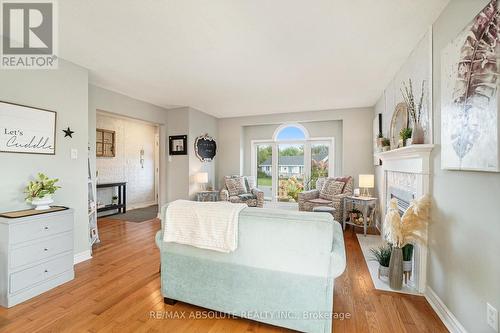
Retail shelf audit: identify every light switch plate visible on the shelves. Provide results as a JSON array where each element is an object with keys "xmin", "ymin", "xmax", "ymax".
[
  {"xmin": 71, "ymin": 148, "xmax": 78, "ymax": 160},
  {"xmin": 488, "ymin": 303, "xmax": 498, "ymax": 332}
]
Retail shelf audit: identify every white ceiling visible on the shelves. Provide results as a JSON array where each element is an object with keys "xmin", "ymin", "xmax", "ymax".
[{"xmin": 59, "ymin": 0, "xmax": 449, "ymax": 118}]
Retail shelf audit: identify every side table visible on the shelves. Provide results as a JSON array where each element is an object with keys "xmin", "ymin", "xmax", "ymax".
[
  {"xmin": 342, "ymin": 196, "xmax": 377, "ymax": 236},
  {"xmin": 196, "ymin": 191, "xmax": 219, "ymax": 202}
]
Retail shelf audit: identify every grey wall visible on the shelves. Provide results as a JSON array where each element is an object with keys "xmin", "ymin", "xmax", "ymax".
[
  {"xmin": 188, "ymin": 108, "xmax": 218, "ymax": 199},
  {"xmin": 241, "ymin": 120, "xmax": 343, "ymax": 176},
  {"xmin": 217, "ymin": 107, "xmax": 374, "ymax": 189},
  {"xmin": 165, "ymin": 107, "xmax": 190, "ymax": 201},
  {"xmin": 429, "ymin": 1, "xmax": 500, "ymax": 332},
  {"xmin": 0, "ymin": 60, "xmax": 90, "ymax": 256}
]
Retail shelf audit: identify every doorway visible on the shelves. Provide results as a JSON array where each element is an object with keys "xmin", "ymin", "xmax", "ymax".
[{"xmin": 95, "ymin": 111, "xmax": 160, "ymax": 222}]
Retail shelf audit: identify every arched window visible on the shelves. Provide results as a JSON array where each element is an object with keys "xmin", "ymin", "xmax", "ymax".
[
  {"xmin": 273, "ymin": 123, "xmax": 309, "ymax": 141},
  {"xmin": 253, "ymin": 122, "xmax": 333, "ymax": 203}
]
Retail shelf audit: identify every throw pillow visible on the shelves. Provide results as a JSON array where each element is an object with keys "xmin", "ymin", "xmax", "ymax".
[
  {"xmin": 319, "ymin": 179, "xmax": 344, "ymax": 200},
  {"xmin": 225, "ymin": 177, "xmax": 247, "ymax": 196},
  {"xmin": 245, "ymin": 176, "xmax": 256, "ymax": 192},
  {"xmin": 333, "ymin": 176, "xmax": 351, "ymax": 192}
]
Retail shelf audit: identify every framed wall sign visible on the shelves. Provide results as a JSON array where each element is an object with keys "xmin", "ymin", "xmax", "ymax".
[
  {"xmin": 0, "ymin": 101, "xmax": 57, "ymax": 155},
  {"xmin": 194, "ymin": 134, "xmax": 217, "ymax": 162},
  {"xmin": 169, "ymin": 135, "xmax": 187, "ymax": 155}
]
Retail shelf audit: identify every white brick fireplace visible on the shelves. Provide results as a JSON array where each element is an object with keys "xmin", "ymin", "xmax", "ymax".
[{"xmin": 375, "ymin": 144, "xmax": 434, "ymax": 293}]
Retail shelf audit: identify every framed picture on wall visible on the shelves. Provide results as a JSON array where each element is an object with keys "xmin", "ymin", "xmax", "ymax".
[
  {"xmin": 169, "ymin": 135, "xmax": 187, "ymax": 155},
  {"xmin": 0, "ymin": 100, "xmax": 57, "ymax": 155},
  {"xmin": 441, "ymin": 0, "xmax": 499, "ymax": 172}
]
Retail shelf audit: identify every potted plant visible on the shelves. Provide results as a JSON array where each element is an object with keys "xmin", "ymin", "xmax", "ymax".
[
  {"xmin": 370, "ymin": 245, "xmax": 392, "ymax": 279},
  {"xmin": 383, "ymin": 196, "xmax": 430, "ymax": 290},
  {"xmin": 402, "ymin": 244, "xmax": 414, "ymax": 283},
  {"xmin": 401, "ymin": 79, "xmax": 426, "ymax": 144},
  {"xmin": 112, "ymin": 195, "xmax": 119, "ymax": 205},
  {"xmin": 399, "ymin": 127, "xmax": 412, "ymax": 147},
  {"xmin": 24, "ymin": 173, "xmax": 61, "ymax": 210},
  {"xmin": 381, "ymin": 138, "xmax": 391, "ymax": 152}
]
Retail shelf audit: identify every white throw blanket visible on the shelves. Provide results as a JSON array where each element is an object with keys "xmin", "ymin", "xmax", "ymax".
[{"xmin": 163, "ymin": 200, "xmax": 246, "ymax": 253}]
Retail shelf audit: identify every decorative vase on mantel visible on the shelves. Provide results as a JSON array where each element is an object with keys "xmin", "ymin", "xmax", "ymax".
[
  {"xmin": 411, "ymin": 122, "xmax": 425, "ymax": 144},
  {"xmin": 389, "ymin": 246, "xmax": 404, "ymax": 290}
]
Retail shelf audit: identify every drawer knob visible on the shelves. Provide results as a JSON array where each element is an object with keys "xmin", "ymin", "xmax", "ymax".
[
  {"xmin": 44, "ymin": 226, "xmax": 49, "ymax": 230},
  {"xmin": 44, "ymin": 269, "xmax": 48, "ymax": 273},
  {"xmin": 44, "ymin": 248, "xmax": 48, "ymax": 251}
]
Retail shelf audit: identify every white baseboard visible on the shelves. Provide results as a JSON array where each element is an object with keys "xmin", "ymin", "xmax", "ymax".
[
  {"xmin": 425, "ymin": 287, "xmax": 467, "ymax": 333},
  {"xmin": 74, "ymin": 250, "xmax": 92, "ymax": 265}
]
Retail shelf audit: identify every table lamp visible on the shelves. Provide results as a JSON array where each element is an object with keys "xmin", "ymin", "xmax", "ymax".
[
  {"xmin": 196, "ymin": 172, "xmax": 209, "ymax": 190},
  {"xmin": 359, "ymin": 174, "xmax": 374, "ymax": 197}
]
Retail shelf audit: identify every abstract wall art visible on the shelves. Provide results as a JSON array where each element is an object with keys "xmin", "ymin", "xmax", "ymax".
[{"xmin": 441, "ymin": 0, "xmax": 500, "ymax": 172}]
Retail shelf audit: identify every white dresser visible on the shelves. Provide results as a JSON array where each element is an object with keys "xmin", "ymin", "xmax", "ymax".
[{"xmin": 0, "ymin": 209, "xmax": 74, "ymax": 308}]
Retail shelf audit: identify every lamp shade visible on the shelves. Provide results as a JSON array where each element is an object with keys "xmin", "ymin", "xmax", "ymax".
[
  {"xmin": 359, "ymin": 174, "xmax": 374, "ymax": 188},
  {"xmin": 195, "ymin": 172, "xmax": 209, "ymax": 184}
]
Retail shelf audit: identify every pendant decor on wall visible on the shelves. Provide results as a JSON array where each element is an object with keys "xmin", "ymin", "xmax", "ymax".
[
  {"xmin": 62, "ymin": 127, "xmax": 74, "ymax": 138},
  {"xmin": 441, "ymin": 0, "xmax": 499, "ymax": 172},
  {"xmin": 0, "ymin": 101, "xmax": 56, "ymax": 155},
  {"xmin": 194, "ymin": 134, "xmax": 217, "ymax": 162}
]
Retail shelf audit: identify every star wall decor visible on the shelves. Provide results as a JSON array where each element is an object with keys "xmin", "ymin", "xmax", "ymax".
[{"xmin": 63, "ymin": 127, "xmax": 75, "ymax": 138}]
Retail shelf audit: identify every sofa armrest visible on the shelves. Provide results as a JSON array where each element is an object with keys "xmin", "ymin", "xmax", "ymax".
[
  {"xmin": 298, "ymin": 189, "xmax": 319, "ymax": 211},
  {"xmin": 332, "ymin": 192, "xmax": 350, "ymax": 203},
  {"xmin": 220, "ymin": 189, "xmax": 230, "ymax": 201},
  {"xmin": 251, "ymin": 188, "xmax": 264, "ymax": 207},
  {"xmin": 299, "ymin": 189, "xmax": 320, "ymax": 201},
  {"xmin": 329, "ymin": 222, "xmax": 346, "ymax": 278}
]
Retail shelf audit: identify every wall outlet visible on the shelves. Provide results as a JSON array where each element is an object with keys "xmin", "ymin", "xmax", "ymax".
[{"xmin": 488, "ymin": 303, "xmax": 498, "ymax": 332}]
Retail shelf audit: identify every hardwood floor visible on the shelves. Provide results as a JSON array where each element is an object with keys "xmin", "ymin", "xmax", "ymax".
[{"xmin": 0, "ymin": 217, "xmax": 447, "ymax": 333}]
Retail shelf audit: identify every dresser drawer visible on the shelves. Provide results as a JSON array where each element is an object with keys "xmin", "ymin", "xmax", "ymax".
[
  {"xmin": 9, "ymin": 254, "xmax": 73, "ymax": 294},
  {"xmin": 10, "ymin": 233, "xmax": 73, "ymax": 269},
  {"xmin": 10, "ymin": 214, "xmax": 73, "ymax": 244}
]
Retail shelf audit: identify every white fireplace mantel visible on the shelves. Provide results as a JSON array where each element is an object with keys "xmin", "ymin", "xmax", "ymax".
[
  {"xmin": 375, "ymin": 144, "xmax": 435, "ymax": 175},
  {"xmin": 375, "ymin": 143, "xmax": 435, "ymax": 294}
]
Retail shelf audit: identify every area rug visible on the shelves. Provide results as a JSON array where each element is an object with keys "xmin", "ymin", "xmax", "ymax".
[
  {"xmin": 356, "ymin": 234, "xmax": 420, "ymax": 295},
  {"xmin": 110, "ymin": 205, "xmax": 158, "ymax": 223}
]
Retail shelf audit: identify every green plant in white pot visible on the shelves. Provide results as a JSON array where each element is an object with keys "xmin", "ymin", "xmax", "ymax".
[
  {"xmin": 370, "ymin": 245, "xmax": 392, "ymax": 279},
  {"xmin": 25, "ymin": 173, "xmax": 61, "ymax": 210},
  {"xmin": 402, "ymin": 243, "xmax": 414, "ymax": 284}
]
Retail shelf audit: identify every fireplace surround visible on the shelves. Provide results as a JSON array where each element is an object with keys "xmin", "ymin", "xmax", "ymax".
[{"xmin": 375, "ymin": 144, "xmax": 434, "ymax": 293}]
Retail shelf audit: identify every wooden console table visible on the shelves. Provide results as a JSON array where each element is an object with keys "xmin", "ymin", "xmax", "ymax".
[{"xmin": 97, "ymin": 182, "xmax": 126, "ymax": 215}]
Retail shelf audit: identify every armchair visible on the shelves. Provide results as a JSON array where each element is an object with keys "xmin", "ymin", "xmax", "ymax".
[
  {"xmin": 220, "ymin": 176, "xmax": 264, "ymax": 208},
  {"xmin": 298, "ymin": 176, "xmax": 353, "ymax": 221}
]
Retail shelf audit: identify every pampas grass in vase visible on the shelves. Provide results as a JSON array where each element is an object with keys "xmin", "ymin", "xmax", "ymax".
[{"xmin": 383, "ymin": 195, "xmax": 431, "ymax": 290}]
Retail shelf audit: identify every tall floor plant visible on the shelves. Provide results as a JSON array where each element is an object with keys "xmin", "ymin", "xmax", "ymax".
[{"xmin": 383, "ymin": 196, "xmax": 430, "ymax": 290}]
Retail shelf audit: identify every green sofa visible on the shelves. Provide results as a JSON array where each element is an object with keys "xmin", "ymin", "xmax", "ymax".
[{"xmin": 155, "ymin": 205, "xmax": 346, "ymax": 333}]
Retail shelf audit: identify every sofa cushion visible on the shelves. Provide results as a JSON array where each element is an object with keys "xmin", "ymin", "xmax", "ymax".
[
  {"xmin": 225, "ymin": 176, "xmax": 247, "ymax": 196},
  {"xmin": 308, "ymin": 198, "xmax": 332, "ymax": 205},
  {"xmin": 319, "ymin": 179, "xmax": 344, "ymax": 200}
]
